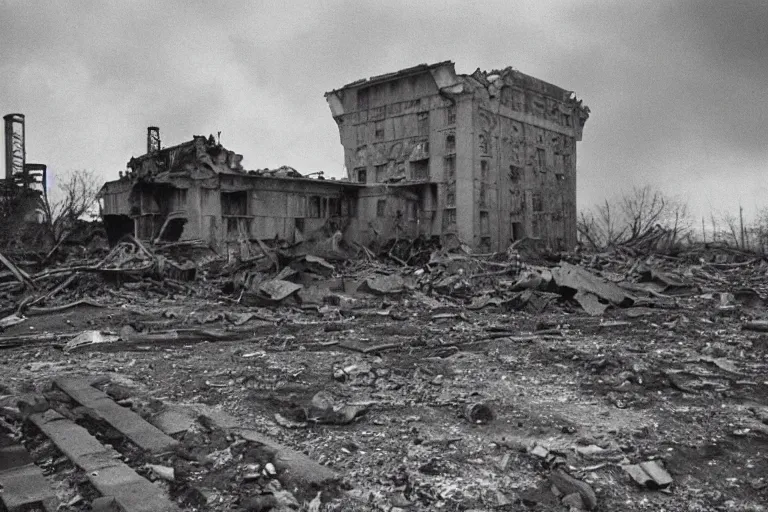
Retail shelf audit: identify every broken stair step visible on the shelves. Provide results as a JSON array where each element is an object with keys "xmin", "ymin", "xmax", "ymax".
[
  {"xmin": 0, "ymin": 464, "xmax": 58, "ymax": 512},
  {"xmin": 29, "ymin": 410, "xmax": 179, "ymax": 512},
  {"xmin": 0, "ymin": 432, "xmax": 58, "ymax": 512},
  {"xmin": 54, "ymin": 377, "xmax": 178, "ymax": 453}
]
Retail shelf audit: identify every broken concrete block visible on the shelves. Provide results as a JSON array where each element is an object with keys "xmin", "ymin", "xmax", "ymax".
[
  {"xmin": 549, "ymin": 469, "xmax": 597, "ymax": 510},
  {"xmin": 297, "ymin": 285, "xmax": 333, "ymax": 306},
  {"xmin": 258, "ymin": 279, "xmax": 302, "ymax": 301},
  {"xmin": 573, "ymin": 290, "xmax": 608, "ymax": 316},
  {"xmin": 146, "ymin": 464, "xmax": 175, "ymax": 481},
  {"xmin": 552, "ymin": 262, "xmax": 634, "ymax": 307},
  {"xmin": 622, "ymin": 460, "xmax": 673, "ymax": 489},
  {"xmin": 362, "ymin": 274, "xmax": 405, "ymax": 295}
]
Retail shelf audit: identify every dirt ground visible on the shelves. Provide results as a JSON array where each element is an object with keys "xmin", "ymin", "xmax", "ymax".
[{"xmin": 1, "ymin": 289, "xmax": 767, "ymax": 511}]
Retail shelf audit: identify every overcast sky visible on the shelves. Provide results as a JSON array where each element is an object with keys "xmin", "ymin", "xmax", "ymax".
[{"xmin": 1, "ymin": 0, "xmax": 767, "ymax": 221}]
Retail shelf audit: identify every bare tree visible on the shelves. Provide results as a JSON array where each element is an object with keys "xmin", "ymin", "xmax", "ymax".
[
  {"xmin": 578, "ymin": 199, "xmax": 627, "ymax": 248},
  {"xmin": 40, "ymin": 169, "xmax": 100, "ymax": 245},
  {"xmin": 620, "ymin": 185, "xmax": 667, "ymax": 241},
  {"xmin": 578, "ymin": 185, "xmax": 692, "ymax": 250}
]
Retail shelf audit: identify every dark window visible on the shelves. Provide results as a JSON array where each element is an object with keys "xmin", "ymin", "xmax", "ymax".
[
  {"xmin": 532, "ymin": 192, "xmax": 543, "ymax": 212},
  {"xmin": 509, "ymin": 165, "xmax": 522, "ymax": 182},
  {"xmin": 376, "ymin": 199, "xmax": 386, "ymax": 217},
  {"xmin": 537, "ymin": 148, "xmax": 546, "ymax": 169},
  {"xmin": 480, "ymin": 211, "xmax": 490, "ymax": 234},
  {"xmin": 444, "ymin": 156, "xmax": 456, "ymax": 180},
  {"xmin": 408, "ymin": 201, "xmax": 418, "ymax": 221},
  {"xmin": 329, "ymin": 198, "xmax": 341, "ymax": 216},
  {"xmin": 556, "ymin": 173, "xmax": 565, "ymax": 182},
  {"xmin": 563, "ymin": 154, "xmax": 572, "ymax": 170},
  {"xmin": 481, "ymin": 160, "xmax": 489, "ymax": 181},
  {"xmin": 479, "ymin": 185, "xmax": 487, "ymax": 207},
  {"xmin": 417, "ymin": 112, "xmax": 429, "ymax": 136},
  {"xmin": 443, "ymin": 208, "xmax": 456, "ymax": 228},
  {"xmin": 375, "ymin": 121, "xmax": 385, "ymax": 140},
  {"xmin": 445, "ymin": 105, "xmax": 456, "ymax": 125},
  {"xmin": 348, "ymin": 198, "xmax": 358, "ymax": 217},
  {"xmin": 221, "ymin": 191, "xmax": 248, "ymax": 216},
  {"xmin": 375, "ymin": 164, "xmax": 387, "ymax": 182},
  {"xmin": 411, "ymin": 160, "xmax": 429, "ymax": 181},
  {"xmin": 355, "ymin": 168, "xmax": 367, "ymax": 183},
  {"xmin": 511, "ymin": 221, "xmax": 524, "ymax": 241},
  {"xmin": 480, "ymin": 236, "xmax": 492, "ymax": 252},
  {"xmin": 563, "ymin": 113, "xmax": 571, "ymax": 127},
  {"xmin": 357, "ymin": 88, "xmax": 369, "ymax": 110},
  {"xmin": 445, "ymin": 134, "xmax": 456, "ymax": 153},
  {"xmin": 309, "ymin": 196, "xmax": 321, "ymax": 218},
  {"xmin": 173, "ymin": 189, "xmax": 188, "ymax": 210}
]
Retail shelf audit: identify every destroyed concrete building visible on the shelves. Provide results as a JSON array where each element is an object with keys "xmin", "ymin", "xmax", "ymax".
[
  {"xmin": 100, "ymin": 61, "xmax": 588, "ymax": 253},
  {"xmin": 325, "ymin": 61, "xmax": 590, "ymax": 251},
  {"xmin": 99, "ymin": 131, "xmax": 366, "ymax": 254}
]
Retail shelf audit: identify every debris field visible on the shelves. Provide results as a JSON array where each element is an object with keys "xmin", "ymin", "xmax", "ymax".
[{"xmin": 1, "ymin": 236, "xmax": 767, "ymax": 511}]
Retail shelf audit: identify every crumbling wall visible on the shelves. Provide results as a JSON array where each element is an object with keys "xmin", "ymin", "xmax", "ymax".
[
  {"xmin": 215, "ymin": 176, "xmax": 360, "ymax": 253},
  {"xmin": 326, "ymin": 61, "xmax": 588, "ymax": 252},
  {"xmin": 465, "ymin": 67, "xmax": 588, "ymax": 251},
  {"xmin": 353, "ymin": 185, "xmax": 421, "ymax": 246}
]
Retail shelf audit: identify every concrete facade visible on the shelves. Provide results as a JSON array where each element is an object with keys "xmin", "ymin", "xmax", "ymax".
[
  {"xmin": 100, "ymin": 61, "xmax": 588, "ymax": 254},
  {"xmin": 99, "ymin": 134, "xmax": 423, "ymax": 253},
  {"xmin": 325, "ymin": 61, "xmax": 590, "ymax": 251}
]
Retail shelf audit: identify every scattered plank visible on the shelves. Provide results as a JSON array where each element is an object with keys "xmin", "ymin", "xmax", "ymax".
[
  {"xmin": 30, "ymin": 410, "xmax": 179, "ymax": 512},
  {"xmin": 54, "ymin": 377, "xmax": 178, "ymax": 453}
]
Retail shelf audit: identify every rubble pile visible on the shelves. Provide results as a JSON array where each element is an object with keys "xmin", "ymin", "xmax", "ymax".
[{"xmin": 0, "ymin": 236, "xmax": 768, "ymax": 511}]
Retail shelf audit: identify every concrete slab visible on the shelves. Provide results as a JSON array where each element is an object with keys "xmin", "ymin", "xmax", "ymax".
[
  {"xmin": 0, "ymin": 443, "xmax": 33, "ymax": 472},
  {"xmin": 29, "ymin": 410, "xmax": 111, "ymax": 463},
  {"xmin": 91, "ymin": 465, "xmax": 178, "ymax": 512},
  {"xmin": 0, "ymin": 463, "xmax": 57, "ymax": 512},
  {"xmin": 54, "ymin": 377, "xmax": 178, "ymax": 453},
  {"xmin": 149, "ymin": 409, "xmax": 195, "ymax": 435},
  {"xmin": 29, "ymin": 411, "xmax": 179, "ymax": 512}
]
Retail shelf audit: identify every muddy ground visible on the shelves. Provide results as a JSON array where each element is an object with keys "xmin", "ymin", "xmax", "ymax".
[{"xmin": 1, "ymin": 289, "xmax": 767, "ymax": 512}]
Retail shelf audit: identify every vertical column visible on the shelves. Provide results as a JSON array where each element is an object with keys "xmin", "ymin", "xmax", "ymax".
[
  {"xmin": 454, "ymin": 98, "xmax": 475, "ymax": 244},
  {"xmin": 4, "ymin": 113, "xmax": 25, "ymax": 180},
  {"xmin": 147, "ymin": 126, "xmax": 160, "ymax": 153}
]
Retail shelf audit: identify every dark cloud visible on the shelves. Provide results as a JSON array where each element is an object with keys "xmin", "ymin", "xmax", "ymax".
[{"xmin": 0, "ymin": 0, "xmax": 766, "ymax": 217}]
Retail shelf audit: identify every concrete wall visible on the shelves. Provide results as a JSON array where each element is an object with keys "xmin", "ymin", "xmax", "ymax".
[
  {"xmin": 327, "ymin": 62, "xmax": 588, "ymax": 252},
  {"xmin": 351, "ymin": 185, "xmax": 421, "ymax": 245},
  {"xmin": 102, "ymin": 174, "xmax": 362, "ymax": 253}
]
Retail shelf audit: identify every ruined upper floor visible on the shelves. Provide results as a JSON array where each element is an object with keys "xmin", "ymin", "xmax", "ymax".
[{"xmin": 325, "ymin": 61, "xmax": 590, "ymax": 141}]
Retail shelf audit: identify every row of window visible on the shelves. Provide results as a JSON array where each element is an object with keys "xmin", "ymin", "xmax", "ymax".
[
  {"xmin": 357, "ymin": 105, "xmax": 457, "ymax": 145},
  {"xmin": 354, "ymin": 159, "xmax": 430, "ymax": 183},
  {"xmin": 220, "ymin": 191, "xmax": 356, "ymax": 219},
  {"xmin": 375, "ymin": 199, "xmax": 419, "ymax": 220}
]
